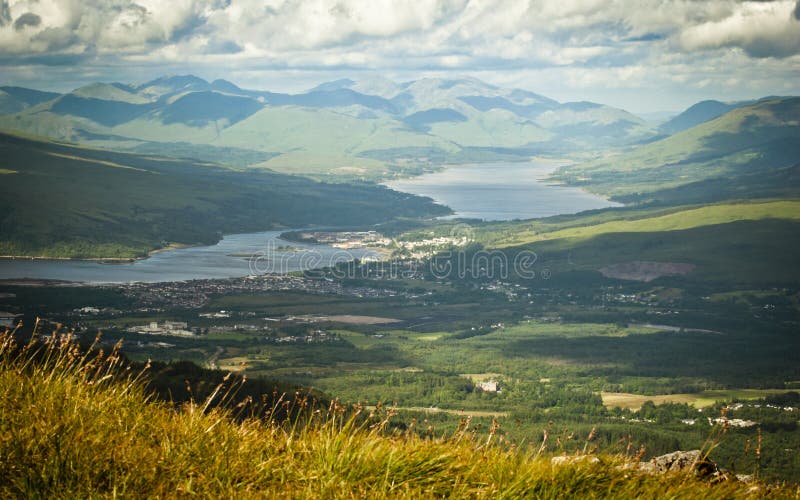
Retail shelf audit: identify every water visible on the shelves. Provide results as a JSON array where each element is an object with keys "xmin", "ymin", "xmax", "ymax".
[
  {"xmin": 384, "ymin": 161, "xmax": 620, "ymax": 221},
  {"xmin": 0, "ymin": 231, "xmax": 378, "ymax": 284},
  {"xmin": 0, "ymin": 162, "xmax": 620, "ymax": 283}
]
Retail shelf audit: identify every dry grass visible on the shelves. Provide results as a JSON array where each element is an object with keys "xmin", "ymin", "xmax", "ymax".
[{"xmin": 0, "ymin": 321, "xmax": 794, "ymax": 498}]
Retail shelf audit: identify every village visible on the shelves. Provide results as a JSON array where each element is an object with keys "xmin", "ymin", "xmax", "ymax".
[{"xmin": 68, "ymin": 273, "xmax": 427, "ymax": 314}]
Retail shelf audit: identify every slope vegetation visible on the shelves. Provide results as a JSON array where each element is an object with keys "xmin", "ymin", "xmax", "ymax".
[
  {"xmin": 0, "ymin": 132, "xmax": 448, "ymax": 258},
  {"xmin": 554, "ymin": 98, "xmax": 800, "ymax": 204},
  {"xmin": 0, "ymin": 329, "xmax": 786, "ymax": 498}
]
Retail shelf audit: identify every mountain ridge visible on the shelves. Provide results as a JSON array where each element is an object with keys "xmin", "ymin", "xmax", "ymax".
[{"xmin": 0, "ymin": 74, "xmax": 658, "ymax": 179}]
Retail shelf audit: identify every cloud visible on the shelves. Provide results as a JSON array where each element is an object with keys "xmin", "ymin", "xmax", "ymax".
[
  {"xmin": 13, "ymin": 12, "xmax": 40, "ymax": 31},
  {"xmin": 203, "ymin": 37, "xmax": 242, "ymax": 54},
  {"xmin": 679, "ymin": 0, "xmax": 800, "ymax": 58},
  {"xmin": 0, "ymin": 0, "xmax": 797, "ymax": 62},
  {"xmin": 0, "ymin": 1, "xmax": 9, "ymax": 27},
  {"xmin": 0, "ymin": 0, "xmax": 796, "ymax": 113}
]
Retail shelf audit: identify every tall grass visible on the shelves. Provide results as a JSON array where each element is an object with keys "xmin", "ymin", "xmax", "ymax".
[{"xmin": 0, "ymin": 322, "xmax": 792, "ymax": 498}]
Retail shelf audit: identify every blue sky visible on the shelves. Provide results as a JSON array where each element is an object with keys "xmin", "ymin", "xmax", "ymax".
[{"xmin": 1, "ymin": 0, "xmax": 799, "ymax": 113}]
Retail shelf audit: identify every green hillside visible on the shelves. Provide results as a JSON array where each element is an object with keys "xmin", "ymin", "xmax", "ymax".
[
  {"xmin": 401, "ymin": 199, "xmax": 800, "ymax": 288},
  {"xmin": 553, "ymin": 98, "xmax": 800, "ymax": 204},
  {"xmin": 212, "ymin": 106, "xmax": 459, "ymax": 177},
  {"xmin": 0, "ymin": 132, "xmax": 448, "ymax": 258},
  {"xmin": 0, "ymin": 329, "xmax": 787, "ymax": 498},
  {"xmin": 0, "ymin": 75, "xmax": 669, "ymax": 179},
  {"xmin": 482, "ymin": 200, "xmax": 800, "ymax": 247}
]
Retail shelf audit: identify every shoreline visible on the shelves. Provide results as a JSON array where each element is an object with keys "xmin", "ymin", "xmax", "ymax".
[{"xmin": 0, "ymin": 242, "xmax": 199, "ymax": 264}]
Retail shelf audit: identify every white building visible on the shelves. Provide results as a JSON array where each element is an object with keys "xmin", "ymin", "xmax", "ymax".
[{"xmin": 477, "ymin": 381, "xmax": 501, "ymax": 393}]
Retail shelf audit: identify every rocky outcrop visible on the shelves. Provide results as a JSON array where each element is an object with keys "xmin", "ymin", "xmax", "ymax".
[{"xmin": 643, "ymin": 450, "xmax": 717, "ymax": 476}]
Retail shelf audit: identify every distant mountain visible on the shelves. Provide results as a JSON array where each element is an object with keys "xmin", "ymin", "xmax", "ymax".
[
  {"xmin": 158, "ymin": 91, "xmax": 262, "ymax": 126},
  {"xmin": 659, "ymin": 100, "xmax": 741, "ymax": 135},
  {"xmin": 258, "ymin": 88, "xmax": 397, "ymax": 113},
  {"xmin": 0, "ymin": 86, "xmax": 61, "ymax": 114},
  {"xmin": 657, "ymin": 97, "xmax": 789, "ymax": 135},
  {"xmin": 135, "ymin": 75, "xmax": 212, "ymax": 99},
  {"xmin": 554, "ymin": 97, "xmax": 800, "ymax": 205},
  {"xmin": 402, "ymin": 108, "xmax": 468, "ymax": 132},
  {"xmin": 70, "ymin": 83, "xmax": 150, "ymax": 104},
  {"xmin": 49, "ymin": 94, "xmax": 152, "ymax": 127},
  {"xmin": 0, "ymin": 74, "xmax": 668, "ymax": 179}
]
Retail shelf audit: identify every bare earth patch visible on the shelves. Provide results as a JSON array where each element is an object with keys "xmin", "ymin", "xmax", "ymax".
[
  {"xmin": 600, "ymin": 261, "xmax": 695, "ymax": 282},
  {"xmin": 315, "ymin": 314, "xmax": 402, "ymax": 325}
]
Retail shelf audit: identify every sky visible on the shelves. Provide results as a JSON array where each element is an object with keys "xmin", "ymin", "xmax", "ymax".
[{"xmin": 0, "ymin": 0, "xmax": 799, "ymax": 113}]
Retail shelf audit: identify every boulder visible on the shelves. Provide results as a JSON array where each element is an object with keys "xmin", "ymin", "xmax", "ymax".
[{"xmin": 642, "ymin": 450, "xmax": 718, "ymax": 477}]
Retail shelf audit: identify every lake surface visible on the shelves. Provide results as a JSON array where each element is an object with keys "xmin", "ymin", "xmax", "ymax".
[
  {"xmin": 0, "ymin": 231, "xmax": 378, "ymax": 284},
  {"xmin": 385, "ymin": 161, "xmax": 620, "ymax": 220},
  {"xmin": 1, "ymin": 161, "xmax": 620, "ymax": 283}
]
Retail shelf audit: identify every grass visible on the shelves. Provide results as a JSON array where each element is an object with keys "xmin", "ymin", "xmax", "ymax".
[
  {"xmin": 401, "ymin": 199, "xmax": 800, "ymax": 287},
  {"xmin": 0, "ymin": 323, "xmax": 791, "ymax": 498},
  {"xmin": 601, "ymin": 390, "xmax": 798, "ymax": 410},
  {"xmin": 475, "ymin": 200, "xmax": 800, "ymax": 248}
]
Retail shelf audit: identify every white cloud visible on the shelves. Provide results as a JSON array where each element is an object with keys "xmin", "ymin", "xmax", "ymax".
[
  {"xmin": 0, "ymin": 0, "xmax": 797, "ymax": 112},
  {"xmin": 679, "ymin": 0, "xmax": 800, "ymax": 58}
]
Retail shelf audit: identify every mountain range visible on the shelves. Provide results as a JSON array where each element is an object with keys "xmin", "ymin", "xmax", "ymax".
[{"xmin": 0, "ymin": 75, "xmax": 659, "ymax": 179}]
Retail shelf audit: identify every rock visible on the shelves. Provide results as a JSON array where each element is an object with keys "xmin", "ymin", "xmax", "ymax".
[{"xmin": 640, "ymin": 450, "xmax": 718, "ymax": 477}]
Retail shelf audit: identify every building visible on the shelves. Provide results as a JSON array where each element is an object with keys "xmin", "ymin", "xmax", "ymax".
[{"xmin": 477, "ymin": 381, "xmax": 501, "ymax": 393}]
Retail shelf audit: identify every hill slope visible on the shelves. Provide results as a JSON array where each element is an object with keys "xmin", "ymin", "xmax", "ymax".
[
  {"xmin": 553, "ymin": 97, "xmax": 800, "ymax": 205},
  {"xmin": 0, "ymin": 330, "xmax": 784, "ymax": 498},
  {"xmin": 0, "ymin": 132, "xmax": 448, "ymax": 258},
  {"xmin": 659, "ymin": 100, "xmax": 741, "ymax": 135}
]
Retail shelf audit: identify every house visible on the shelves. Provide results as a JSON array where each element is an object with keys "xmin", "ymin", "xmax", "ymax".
[
  {"xmin": 163, "ymin": 321, "xmax": 188, "ymax": 330},
  {"xmin": 477, "ymin": 380, "xmax": 501, "ymax": 393}
]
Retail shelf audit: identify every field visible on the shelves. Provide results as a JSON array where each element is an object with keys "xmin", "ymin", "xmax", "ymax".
[
  {"xmin": 601, "ymin": 390, "xmax": 798, "ymax": 410},
  {"xmin": 2, "ymin": 114, "xmax": 799, "ymax": 480},
  {"xmin": 7, "ymin": 278, "xmax": 795, "ymax": 480}
]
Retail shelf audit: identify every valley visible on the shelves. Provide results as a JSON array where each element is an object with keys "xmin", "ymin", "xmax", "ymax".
[{"xmin": 1, "ymin": 74, "xmax": 798, "ymax": 485}]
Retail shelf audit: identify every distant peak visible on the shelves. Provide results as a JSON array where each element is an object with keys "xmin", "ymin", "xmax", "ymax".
[
  {"xmin": 139, "ymin": 75, "xmax": 209, "ymax": 89},
  {"xmin": 309, "ymin": 79, "xmax": 356, "ymax": 92},
  {"xmin": 210, "ymin": 79, "xmax": 242, "ymax": 92}
]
